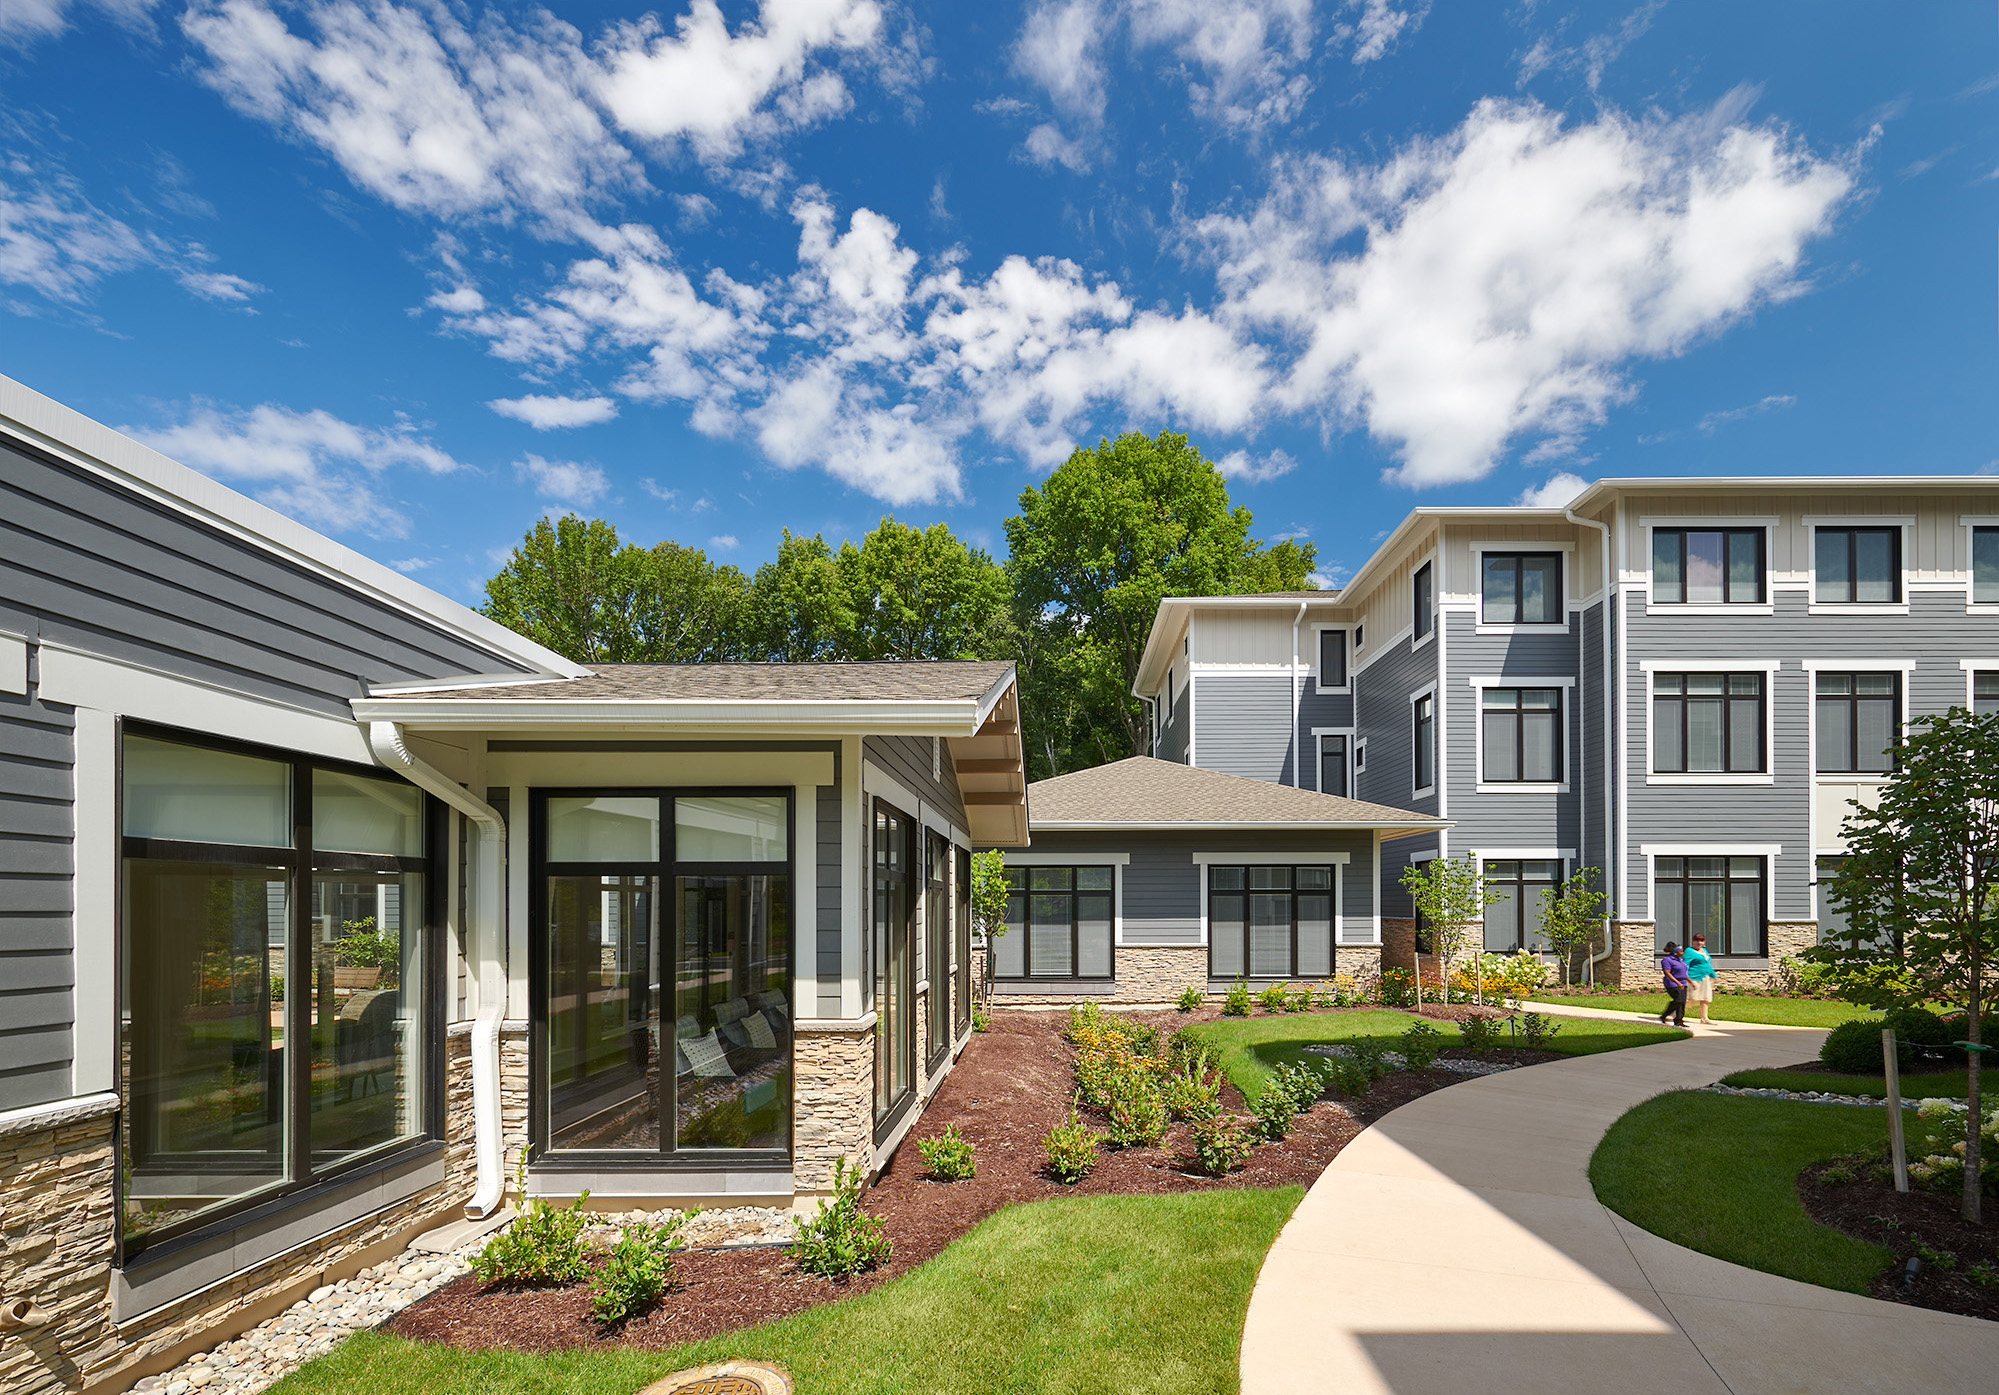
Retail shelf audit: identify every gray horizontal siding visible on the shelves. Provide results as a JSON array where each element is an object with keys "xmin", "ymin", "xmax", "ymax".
[
  {"xmin": 1352, "ymin": 625, "xmax": 1438, "ymax": 818},
  {"xmin": 863, "ymin": 735, "xmax": 965, "ymax": 829},
  {"xmin": 1379, "ymin": 831, "xmax": 1440, "ymax": 921},
  {"xmin": 1443, "ymin": 610, "xmax": 1582, "ymax": 858},
  {"xmin": 1158, "ymin": 685, "xmax": 1191, "ymax": 763},
  {"xmin": 1191, "ymin": 674, "xmax": 1295, "ymax": 784},
  {"xmin": 1298, "ymin": 689, "xmax": 1353, "ymax": 794},
  {"xmin": 1, "ymin": 436, "xmax": 539, "ymax": 717},
  {"xmin": 816, "ymin": 779, "xmax": 841, "ymax": 1014},
  {"xmin": 0, "ymin": 650, "xmax": 73, "ymax": 1109}
]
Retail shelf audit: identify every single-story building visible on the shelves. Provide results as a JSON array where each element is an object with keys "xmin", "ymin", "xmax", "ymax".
[
  {"xmin": 0, "ymin": 374, "xmax": 1025, "ymax": 1394},
  {"xmin": 980, "ymin": 756, "xmax": 1449, "ymax": 1004}
]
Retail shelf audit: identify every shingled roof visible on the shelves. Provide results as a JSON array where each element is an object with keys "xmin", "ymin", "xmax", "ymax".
[
  {"xmin": 1027, "ymin": 756, "xmax": 1447, "ymax": 835},
  {"xmin": 367, "ymin": 660, "xmax": 1016, "ymax": 703}
]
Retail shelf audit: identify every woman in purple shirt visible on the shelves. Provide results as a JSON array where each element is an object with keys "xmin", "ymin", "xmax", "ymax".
[{"xmin": 1658, "ymin": 942, "xmax": 1691, "ymax": 1028}]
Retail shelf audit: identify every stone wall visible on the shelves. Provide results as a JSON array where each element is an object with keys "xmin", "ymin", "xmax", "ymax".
[
  {"xmin": 975, "ymin": 944, "xmax": 1390, "ymax": 1006},
  {"xmin": 1336, "ymin": 946, "xmax": 1383, "ymax": 997},
  {"xmin": 1594, "ymin": 922, "xmax": 1817, "ymax": 993},
  {"xmin": 1381, "ymin": 918, "xmax": 1416, "ymax": 976},
  {"xmin": 792, "ymin": 1021, "xmax": 874, "ymax": 1194}
]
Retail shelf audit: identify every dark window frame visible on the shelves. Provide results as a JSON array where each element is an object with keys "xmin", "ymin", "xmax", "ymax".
[
  {"xmin": 1814, "ymin": 525, "xmax": 1903, "ymax": 604},
  {"xmin": 1412, "ymin": 692, "xmax": 1436, "ymax": 792},
  {"xmin": 1319, "ymin": 733, "xmax": 1349, "ymax": 797},
  {"xmin": 997, "ymin": 865, "xmax": 1115, "ymax": 982},
  {"xmin": 925, "ymin": 830, "xmax": 952, "ymax": 1073},
  {"xmin": 1483, "ymin": 859, "xmax": 1562, "ymax": 953},
  {"xmin": 1480, "ymin": 687, "xmax": 1564, "ymax": 784},
  {"xmin": 1206, "ymin": 865, "xmax": 1338, "ymax": 981},
  {"xmin": 529, "ymin": 786, "xmax": 796, "ymax": 1169},
  {"xmin": 1654, "ymin": 856, "xmax": 1766, "ymax": 958},
  {"xmin": 1650, "ymin": 528, "xmax": 1766, "ymax": 606},
  {"xmin": 953, "ymin": 847, "xmax": 972, "ymax": 1036},
  {"xmin": 1412, "ymin": 562, "xmax": 1434, "ymax": 642},
  {"xmin": 1814, "ymin": 672, "xmax": 1901, "ymax": 774},
  {"xmin": 1651, "ymin": 672, "xmax": 1767, "ymax": 774},
  {"xmin": 1974, "ymin": 527, "xmax": 1999, "ymax": 605},
  {"xmin": 116, "ymin": 721, "xmax": 444, "ymax": 1267},
  {"xmin": 871, "ymin": 798, "xmax": 916, "ymax": 1134},
  {"xmin": 1479, "ymin": 552, "xmax": 1564, "ymax": 626},
  {"xmin": 1975, "ymin": 671, "xmax": 1999, "ymax": 718},
  {"xmin": 1316, "ymin": 627, "xmax": 1349, "ymax": 689}
]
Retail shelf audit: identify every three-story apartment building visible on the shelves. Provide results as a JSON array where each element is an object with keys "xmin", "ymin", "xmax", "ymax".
[{"xmin": 1133, "ymin": 477, "xmax": 1999, "ymax": 989}]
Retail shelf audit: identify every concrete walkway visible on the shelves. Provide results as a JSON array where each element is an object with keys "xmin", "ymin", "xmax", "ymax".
[{"xmin": 1239, "ymin": 1024, "xmax": 1999, "ymax": 1395}]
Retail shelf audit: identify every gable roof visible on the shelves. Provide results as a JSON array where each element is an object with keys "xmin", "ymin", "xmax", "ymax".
[
  {"xmin": 1026, "ymin": 756, "xmax": 1447, "ymax": 837},
  {"xmin": 365, "ymin": 660, "xmax": 1016, "ymax": 704}
]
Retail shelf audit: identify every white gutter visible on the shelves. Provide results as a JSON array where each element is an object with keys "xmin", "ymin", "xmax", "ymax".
[
  {"xmin": 367, "ymin": 722, "xmax": 509, "ymax": 1220},
  {"xmin": 1290, "ymin": 601, "xmax": 1306, "ymax": 787},
  {"xmin": 1565, "ymin": 504, "xmax": 1616, "ymax": 976}
]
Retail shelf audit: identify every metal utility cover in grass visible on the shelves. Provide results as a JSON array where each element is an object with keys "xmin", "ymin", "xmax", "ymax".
[{"xmin": 641, "ymin": 1361, "xmax": 792, "ymax": 1395}]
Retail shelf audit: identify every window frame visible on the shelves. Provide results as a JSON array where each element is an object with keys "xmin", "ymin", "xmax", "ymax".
[
  {"xmin": 925, "ymin": 830, "xmax": 952, "ymax": 1073},
  {"xmin": 1411, "ymin": 688, "xmax": 1436, "ymax": 795},
  {"xmin": 1651, "ymin": 854, "xmax": 1768, "ymax": 959},
  {"xmin": 530, "ymin": 785, "xmax": 798, "ymax": 1169},
  {"xmin": 1472, "ymin": 680, "xmax": 1570, "ymax": 791},
  {"xmin": 1476, "ymin": 550, "xmax": 1566, "ymax": 628},
  {"xmin": 1645, "ymin": 667, "xmax": 1773, "ymax": 784},
  {"xmin": 1972, "ymin": 668, "xmax": 1999, "ymax": 718},
  {"xmin": 1812, "ymin": 671, "xmax": 1903, "ymax": 774},
  {"xmin": 1963, "ymin": 517, "xmax": 1999, "ymax": 612},
  {"xmin": 1412, "ymin": 561, "xmax": 1435, "ymax": 646},
  {"xmin": 1808, "ymin": 521, "xmax": 1907, "ymax": 610},
  {"xmin": 116, "ymin": 721, "xmax": 445, "ymax": 1267},
  {"xmin": 1205, "ymin": 864, "xmax": 1340, "ymax": 981},
  {"xmin": 1314, "ymin": 625, "xmax": 1350, "ymax": 693},
  {"xmin": 996, "ymin": 865, "xmax": 1116, "ymax": 982},
  {"xmin": 871, "ymin": 797, "xmax": 917, "ymax": 1134},
  {"xmin": 1648, "ymin": 527, "xmax": 1767, "ymax": 607},
  {"xmin": 1315, "ymin": 729, "xmax": 1352, "ymax": 798},
  {"xmin": 1480, "ymin": 858, "xmax": 1563, "ymax": 953}
]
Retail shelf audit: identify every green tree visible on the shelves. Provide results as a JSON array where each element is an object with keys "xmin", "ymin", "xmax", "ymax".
[
  {"xmin": 834, "ymin": 518, "xmax": 1013, "ymax": 661},
  {"xmin": 1400, "ymin": 856, "xmax": 1503, "ymax": 1006},
  {"xmin": 746, "ymin": 531, "xmax": 853, "ymax": 661},
  {"xmin": 1539, "ymin": 866, "xmax": 1607, "ymax": 987},
  {"xmin": 970, "ymin": 849, "xmax": 1010, "ymax": 1007},
  {"xmin": 481, "ymin": 515, "xmax": 650, "ymax": 662},
  {"xmin": 1005, "ymin": 431, "xmax": 1316, "ymax": 777},
  {"xmin": 1812, "ymin": 707, "xmax": 1999, "ymax": 1223}
]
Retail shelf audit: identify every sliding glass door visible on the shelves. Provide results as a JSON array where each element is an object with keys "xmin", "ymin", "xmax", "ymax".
[{"xmin": 873, "ymin": 801, "xmax": 915, "ymax": 1126}]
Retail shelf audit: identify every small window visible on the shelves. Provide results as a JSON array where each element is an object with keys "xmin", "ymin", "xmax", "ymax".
[
  {"xmin": 1976, "ymin": 672, "xmax": 1999, "ymax": 717},
  {"xmin": 1975, "ymin": 528, "xmax": 1999, "ymax": 604},
  {"xmin": 1320, "ymin": 734, "xmax": 1348, "ymax": 797},
  {"xmin": 1355, "ymin": 623, "xmax": 1365, "ymax": 650},
  {"xmin": 1413, "ymin": 563, "xmax": 1434, "ymax": 641},
  {"xmin": 1484, "ymin": 860, "xmax": 1561, "ymax": 952},
  {"xmin": 1413, "ymin": 693, "xmax": 1435, "ymax": 791},
  {"xmin": 1655, "ymin": 856, "xmax": 1764, "ymax": 957},
  {"xmin": 1815, "ymin": 673, "xmax": 1899, "ymax": 774},
  {"xmin": 1815, "ymin": 526, "xmax": 1901, "ymax": 604},
  {"xmin": 1481, "ymin": 553, "xmax": 1562, "ymax": 625},
  {"xmin": 1208, "ymin": 864, "xmax": 1336, "ymax": 980},
  {"xmin": 1353, "ymin": 741, "xmax": 1367, "ymax": 773},
  {"xmin": 1482, "ymin": 688, "xmax": 1562, "ymax": 783},
  {"xmin": 1318, "ymin": 629, "xmax": 1347, "ymax": 688},
  {"xmin": 1653, "ymin": 673, "xmax": 1765, "ymax": 774},
  {"xmin": 997, "ymin": 866, "xmax": 1113, "ymax": 980},
  {"xmin": 1651, "ymin": 529, "xmax": 1764, "ymax": 605}
]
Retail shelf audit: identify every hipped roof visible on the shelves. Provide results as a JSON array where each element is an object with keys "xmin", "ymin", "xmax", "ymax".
[{"xmin": 1026, "ymin": 756, "xmax": 1448, "ymax": 837}]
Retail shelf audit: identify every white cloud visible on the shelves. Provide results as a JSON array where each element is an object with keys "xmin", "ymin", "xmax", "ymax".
[
  {"xmin": 0, "ymin": 0, "xmax": 157, "ymax": 47},
  {"xmin": 707, "ymin": 533, "xmax": 739, "ymax": 550},
  {"xmin": 515, "ymin": 452, "xmax": 609, "ymax": 506},
  {"xmin": 388, "ymin": 555, "xmax": 432, "ymax": 571},
  {"xmin": 1516, "ymin": 0, "xmax": 1662, "ymax": 93},
  {"xmin": 1697, "ymin": 393, "xmax": 1796, "ymax": 434},
  {"xmin": 177, "ymin": 268, "xmax": 267, "ymax": 302},
  {"xmin": 488, "ymin": 392, "xmax": 619, "ymax": 429},
  {"xmin": 1013, "ymin": 0, "xmax": 1107, "ymax": 124},
  {"xmin": 641, "ymin": 477, "xmax": 677, "ymax": 502},
  {"xmin": 1515, "ymin": 471, "xmax": 1588, "ymax": 507},
  {"xmin": 1342, "ymin": 0, "xmax": 1424, "ymax": 65},
  {"xmin": 1195, "ymin": 94, "xmax": 1855, "ymax": 486},
  {"xmin": 1216, "ymin": 447, "xmax": 1297, "ymax": 483},
  {"xmin": 0, "ymin": 174, "xmax": 154, "ymax": 301},
  {"xmin": 130, "ymin": 401, "xmax": 464, "ymax": 536}
]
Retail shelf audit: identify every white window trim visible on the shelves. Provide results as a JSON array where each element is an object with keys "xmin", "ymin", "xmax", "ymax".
[
  {"xmin": 1311, "ymin": 623, "xmax": 1352, "ymax": 694},
  {"xmin": 1961, "ymin": 517, "xmax": 1999, "ymax": 614},
  {"xmin": 1469, "ymin": 542, "xmax": 1573, "ymax": 632},
  {"xmin": 1801, "ymin": 659, "xmax": 1912, "ymax": 781},
  {"xmin": 1641, "ymin": 845, "xmax": 1781, "ymax": 927},
  {"xmin": 1411, "ymin": 553, "xmax": 1438, "ymax": 652},
  {"xmin": 1352, "ymin": 737, "xmax": 1368, "ymax": 775},
  {"xmin": 1805, "ymin": 517, "xmax": 1914, "ymax": 615},
  {"xmin": 1409, "ymin": 682, "xmax": 1438, "ymax": 798},
  {"xmin": 1192, "ymin": 858, "xmax": 1348, "ymax": 958},
  {"xmin": 1641, "ymin": 660, "xmax": 1781, "ymax": 786},
  {"xmin": 995, "ymin": 856, "xmax": 1127, "ymax": 950},
  {"xmin": 1312, "ymin": 727, "xmax": 1355, "ymax": 796},
  {"xmin": 1192, "ymin": 851, "xmax": 1352, "ymax": 866},
  {"xmin": 1959, "ymin": 658, "xmax": 1999, "ymax": 711},
  {"xmin": 1471, "ymin": 847, "xmax": 1576, "ymax": 861},
  {"xmin": 1638, "ymin": 517, "xmax": 1778, "ymax": 615},
  {"xmin": 1467, "ymin": 675, "xmax": 1573, "ymax": 794}
]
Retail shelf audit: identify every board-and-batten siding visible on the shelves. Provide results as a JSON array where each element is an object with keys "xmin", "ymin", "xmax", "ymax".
[
  {"xmin": 0, "ymin": 437, "xmax": 539, "ymax": 715},
  {"xmin": 1443, "ymin": 611, "xmax": 1582, "ymax": 859},
  {"xmin": 1191, "ymin": 674, "xmax": 1295, "ymax": 784},
  {"xmin": 0, "ymin": 647, "xmax": 75, "ymax": 1108},
  {"xmin": 1613, "ymin": 491, "xmax": 1990, "ymax": 585}
]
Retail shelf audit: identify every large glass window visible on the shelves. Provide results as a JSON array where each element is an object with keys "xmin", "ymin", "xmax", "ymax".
[
  {"xmin": 1317, "ymin": 629, "xmax": 1347, "ymax": 688},
  {"xmin": 873, "ymin": 802, "xmax": 914, "ymax": 1124},
  {"xmin": 1975, "ymin": 528, "xmax": 1999, "ymax": 604},
  {"xmin": 925, "ymin": 832, "xmax": 951, "ymax": 1069},
  {"xmin": 953, "ymin": 847, "xmax": 972, "ymax": 1037},
  {"xmin": 1319, "ymin": 734, "xmax": 1348, "ymax": 797},
  {"xmin": 1815, "ymin": 526, "xmax": 1901, "ymax": 604},
  {"xmin": 1481, "ymin": 553, "xmax": 1562, "ymax": 625},
  {"xmin": 540, "ymin": 791, "xmax": 792, "ymax": 1157},
  {"xmin": 998, "ymin": 867, "xmax": 1112, "ymax": 979},
  {"xmin": 1484, "ymin": 860, "xmax": 1559, "ymax": 953},
  {"xmin": 1651, "ymin": 529, "xmax": 1764, "ymax": 605},
  {"xmin": 120, "ymin": 732, "xmax": 431, "ymax": 1257},
  {"xmin": 1653, "ymin": 673, "xmax": 1765, "ymax": 774},
  {"xmin": 1815, "ymin": 673, "xmax": 1899, "ymax": 773},
  {"xmin": 1977, "ymin": 673, "xmax": 1999, "ymax": 717},
  {"xmin": 1208, "ymin": 866, "xmax": 1334, "ymax": 980},
  {"xmin": 1655, "ymin": 856, "xmax": 1764, "ymax": 956},
  {"xmin": 1413, "ymin": 562, "xmax": 1434, "ymax": 640},
  {"xmin": 1412, "ymin": 693, "xmax": 1435, "ymax": 791},
  {"xmin": 1482, "ymin": 688, "xmax": 1561, "ymax": 783}
]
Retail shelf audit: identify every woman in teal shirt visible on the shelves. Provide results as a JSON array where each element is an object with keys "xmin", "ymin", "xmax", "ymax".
[{"xmin": 1683, "ymin": 933, "xmax": 1716, "ymax": 1026}]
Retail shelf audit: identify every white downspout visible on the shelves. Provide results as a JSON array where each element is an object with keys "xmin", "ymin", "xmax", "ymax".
[
  {"xmin": 1290, "ymin": 602, "xmax": 1307, "ymax": 787},
  {"xmin": 368, "ymin": 722, "xmax": 510, "ymax": 1220},
  {"xmin": 1565, "ymin": 506, "xmax": 1616, "ymax": 978}
]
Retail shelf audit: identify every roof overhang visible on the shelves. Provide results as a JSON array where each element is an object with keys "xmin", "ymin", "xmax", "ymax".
[
  {"xmin": 1032, "ymin": 819, "xmax": 1449, "ymax": 840},
  {"xmin": 1132, "ymin": 593, "xmax": 1346, "ymax": 697}
]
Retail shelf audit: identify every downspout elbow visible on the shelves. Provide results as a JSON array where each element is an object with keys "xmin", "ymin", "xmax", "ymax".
[
  {"xmin": 366, "ymin": 721, "xmax": 510, "ymax": 1221},
  {"xmin": 0, "ymin": 1298, "xmax": 51, "ymax": 1330}
]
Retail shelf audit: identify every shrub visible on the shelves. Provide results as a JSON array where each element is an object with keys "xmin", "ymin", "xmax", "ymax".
[
  {"xmin": 1378, "ymin": 967, "xmax": 1416, "ymax": 1007},
  {"xmin": 1268, "ymin": 1061, "xmax": 1324, "ymax": 1112},
  {"xmin": 1968, "ymin": 1261, "xmax": 1999, "ymax": 1289},
  {"xmin": 471, "ymin": 1161, "xmax": 591, "ymax": 1286},
  {"xmin": 589, "ymin": 1218, "xmax": 685, "ymax": 1325},
  {"xmin": 1162, "ymin": 1053, "xmax": 1223, "ymax": 1122},
  {"xmin": 1519, "ymin": 1012, "xmax": 1562, "ymax": 1050},
  {"xmin": 1820, "ymin": 1018, "xmax": 1903, "ymax": 1074},
  {"xmin": 916, "ymin": 1125, "xmax": 975, "ymax": 1181},
  {"xmin": 1252, "ymin": 1086, "xmax": 1296, "ymax": 1140},
  {"xmin": 1256, "ymin": 983, "xmax": 1291, "ymax": 1015},
  {"xmin": 1176, "ymin": 986, "xmax": 1203, "ymax": 1013},
  {"xmin": 1884, "ymin": 1005, "xmax": 1955, "ymax": 1059},
  {"xmin": 1223, "ymin": 979, "xmax": 1252, "ymax": 1016},
  {"xmin": 1399, "ymin": 1021, "xmax": 1445, "ymax": 1069},
  {"xmin": 971, "ymin": 1005, "xmax": 991, "ymax": 1033},
  {"xmin": 1311, "ymin": 979, "xmax": 1344, "ymax": 1009},
  {"xmin": 1457, "ymin": 1015, "xmax": 1503, "ymax": 1054},
  {"xmin": 791, "ymin": 1157, "xmax": 891, "ymax": 1279},
  {"xmin": 1285, "ymin": 986, "xmax": 1312, "ymax": 1013},
  {"xmin": 1043, "ymin": 1106, "xmax": 1099, "ymax": 1183},
  {"xmin": 1106, "ymin": 1080, "xmax": 1169, "ymax": 1147},
  {"xmin": 1065, "ymin": 1001, "xmax": 1105, "ymax": 1042},
  {"xmin": 1320, "ymin": 1056, "xmax": 1370, "ymax": 1099},
  {"xmin": 1191, "ymin": 1114, "xmax": 1256, "ymax": 1175}
]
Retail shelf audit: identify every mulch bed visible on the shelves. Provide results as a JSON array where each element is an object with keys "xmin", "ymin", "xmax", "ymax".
[
  {"xmin": 386, "ymin": 1004, "xmax": 1518, "ymax": 1354},
  {"xmin": 1799, "ymin": 1161, "xmax": 1999, "ymax": 1321}
]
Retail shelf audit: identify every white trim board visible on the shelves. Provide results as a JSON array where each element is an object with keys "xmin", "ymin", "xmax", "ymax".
[
  {"xmin": 1639, "ymin": 843, "xmax": 1782, "ymax": 856},
  {"xmin": 998, "ymin": 852, "xmax": 1131, "ymax": 865},
  {"xmin": 1189, "ymin": 851, "xmax": 1352, "ymax": 865}
]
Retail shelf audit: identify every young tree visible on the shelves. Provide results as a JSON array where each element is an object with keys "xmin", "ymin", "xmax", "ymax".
[
  {"xmin": 1813, "ymin": 707, "xmax": 1999, "ymax": 1224},
  {"xmin": 969, "ymin": 850, "xmax": 1011, "ymax": 1007},
  {"xmin": 481, "ymin": 515, "xmax": 651, "ymax": 662},
  {"xmin": 1005, "ymin": 431, "xmax": 1316, "ymax": 776},
  {"xmin": 1538, "ymin": 866, "xmax": 1607, "ymax": 987},
  {"xmin": 1400, "ymin": 856, "xmax": 1503, "ymax": 1006}
]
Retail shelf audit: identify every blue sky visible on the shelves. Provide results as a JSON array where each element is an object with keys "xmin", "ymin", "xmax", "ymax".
[{"xmin": 3, "ymin": 1, "xmax": 1994, "ymax": 601}]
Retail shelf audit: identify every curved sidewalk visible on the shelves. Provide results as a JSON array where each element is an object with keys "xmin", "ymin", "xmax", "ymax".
[{"xmin": 1240, "ymin": 1024, "xmax": 1999, "ymax": 1395}]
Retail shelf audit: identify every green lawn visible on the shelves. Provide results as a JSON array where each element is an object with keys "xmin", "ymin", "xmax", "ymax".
[
  {"xmin": 1720, "ymin": 1065, "xmax": 1972, "ymax": 1099},
  {"xmin": 1590, "ymin": 1091, "xmax": 1893, "ymax": 1294},
  {"xmin": 271, "ymin": 1188, "xmax": 1301, "ymax": 1395},
  {"xmin": 1179, "ymin": 1009, "xmax": 1685, "ymax": 1103},
  {"xmin": 1528, "ymin": 994, "xmax": 1879, "ymax": 1028}
]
